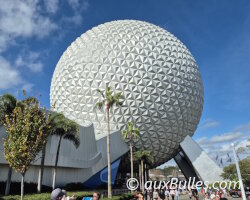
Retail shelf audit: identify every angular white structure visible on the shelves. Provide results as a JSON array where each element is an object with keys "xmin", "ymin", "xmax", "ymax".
[
  {"xmin": 50, "ymin": 20, "xmax": 204, "ymax": 167},
  {"xmin": 175, "ymin": 136, "xmax": 223, "ymax": 183}
]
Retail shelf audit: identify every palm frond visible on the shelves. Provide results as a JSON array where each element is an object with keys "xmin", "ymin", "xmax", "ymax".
[
  {"xmin": 134, "ymin": 150, "xmax": 153, "ymax": 164},
  {"xmin": 95, "ymin": 101, "xmax": 105, "ymax": 110},
  {"xmin": 49, "ymin": 113, "xmax": 69, "ymax": 136},
  {"xmin": 63, "ymin": 132, "xmax": 80, "ymax": 148},
  {"xmin": 0, "ymin": 94, "xmax": 17, "ymax": 124},
  {"xmin": 96, "ymin": 88, "xmax": 105, "ymax": 99},
  {"xmin": 127, "ymin": 121, "xmax": 133, "ymax": 133},
  {"xmin": 0, "ymin": 94, "xmax": 17, "ymax": 113},
  {"xmin": 122, "ymin": 121, "xmax": 140, "ymax": 142},
  {"xmin": 49, "ymin": 112, "xmax": 80, "ymax": 148},
  {"xmin": 113, "ymin": 92, "xmax": 124, "ymax": 107},
  {"xmin": 133, "ymin": 128, "xmax": 140, "ymax": 141},
  {"xmin": 122, "ymin": 130, "xmax": 128, "ymax": 140}
]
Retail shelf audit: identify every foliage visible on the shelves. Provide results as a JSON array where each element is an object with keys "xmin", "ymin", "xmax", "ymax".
[
  {"xmin": 0, "ymin": 192, "xmax": 133, "ymax": 200},
  {"xmin": 95, "ymin": 84, "xmax": 124, "ymax": 111},
  {"xmin": 161, "ymin": 166, "xmax": 180, "ymax": 176},
  {"xmin": 134, "ymin": 150, "xmax": 154, "ymax": 165},
  {"xmin": 0, "ymin": 181, "xmax": 52, "ymax": 195},
  {"xmin": 0, "ymin": 94, "xmax": 17, "ymax": 125},
  {"xmin": 122, "ymin": 121, "xmax": 139, "ymax": 141},
  {"xmin": 221, "ymin": 158, "xmax": 250, "ymax": 186},
  {"xmin": 49, "ymin": 112, "xmax": 80, "ymax": 147},
  {"xmin": 95, "ymin": 84, "xmax": 124, "ymax": 199},
  {"xmin": 102, "ymin": 193, "xmax": 134, "ymax": 200},
  {"xmin": 49, "ymin": 112, "xmax": 80, "ymax": 190},
  {"xmin": 2, "ymin": 98, "xmax": 49, "ymax": 175}
]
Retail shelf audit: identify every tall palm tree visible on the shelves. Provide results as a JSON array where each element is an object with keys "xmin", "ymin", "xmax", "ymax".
[
  {"xmin": 50, "ymin": 113, "xmax": 80, "ymax": 190},
  {"xmin": 37, "ymin": 108, "xmax": 53, "ymax": 193},
  {"xmin": 0, "ymin": 94, "xmax": 17, "ymax": 195},
  {"xmin": 122, "ymin": 122, "xmax": 139, "ymax": 187},
  {"xmin": 95, "ymin": 84, "xmax": 124, "ymax": 199},
  {"xmin": 37, "ymin": 142, "xmax": 46, "ymax": 193},
  {"xmin": 134, "ymin": 150, "xmax": 154, "ymax": 192}
]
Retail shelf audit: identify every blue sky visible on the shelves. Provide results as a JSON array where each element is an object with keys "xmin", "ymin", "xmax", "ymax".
[{"xmin": 0, "ymin": 0, "xmax": 249, "ymax": 166}]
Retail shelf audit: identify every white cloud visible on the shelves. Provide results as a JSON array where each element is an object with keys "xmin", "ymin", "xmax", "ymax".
[
  {"xmin": 234, "ymin": 122, "xmax": 250, "ymax": 132},
  {"xmin": 196, "ymin": 132, "xmax": 247, "ymax": 151},
  {"xmin": 196, "ymin": 122, "xmax": 250, "ymax": 167},
  {"xmin": 195, "ymin": 137, "xmax": 207, "ymax": 145},
  {"xmin": 199, "ymin": 119, "xmax": 219, "ymax": 130},
  {"xmin": 62, "ymin": 14, "xmax": 83, "ymax": 26},
  {"xmin": 22, "ymin": 83, "xmax": 33, "ymax": 92},
  {"xmin": 0, "ymin": 56, "xmax": 22, "ymax": 89},
  {"xmin": 44, "ymin": 0, "xmax": 59, "ymax": 13},
  {"xmin": 64, "ymin": 0, "xmax": 89, "ymax": 26},
  {"xmin": 0, "ymin": 56, "xmax": 34, "ymax": 92},
  {"xmin": 67, "ymin": 0, "xmax": 89, "ymax": 11},
  {"xmin": 210, "ymin": 132, "xmax": 244, "ymax": 143},
  {"xmin": 0, "ymin": 0, "xmax": 57, "ymax": 51},
  {"xmin": 15, "ymin": 51, "xmax": 43, "ymax": 73},
  {"xmin": 0, "ymin": 0, "xmax": 90, "ymax": 91}
]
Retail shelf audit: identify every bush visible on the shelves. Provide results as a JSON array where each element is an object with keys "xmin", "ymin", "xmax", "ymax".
[
  {"xmin": 64, "ymin": 182, "xmax": 86, "ymax": 191},
  {"xmin": 0, "ymin": 182, "xmax": 51, "ymax": 195},
  {"xmin": 0, "ymin": 191, "xmax": 92, "ymax": 200},
  {"xmin": 0, "ymin": 192, "xmax": 133, "ymax": 200},
  {"xmin": 102, "ymin": 193, "xmax": 134, "ymax": 200}
]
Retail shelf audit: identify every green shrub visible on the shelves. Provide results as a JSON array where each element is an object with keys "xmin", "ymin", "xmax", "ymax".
[{"xmin": 0, "ymin": 192, "xmax": 133, "ymax": 200}]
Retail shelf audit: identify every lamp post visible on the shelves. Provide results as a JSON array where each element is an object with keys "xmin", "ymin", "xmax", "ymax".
[{"xmin": 231, "ymin": 143, "xmax": 246, "ymax": 200}]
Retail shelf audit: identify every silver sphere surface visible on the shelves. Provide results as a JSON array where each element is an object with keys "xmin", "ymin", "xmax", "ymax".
[{"xmin": 50, "ymin": 20, "xmax": 204, "ymax": 166}]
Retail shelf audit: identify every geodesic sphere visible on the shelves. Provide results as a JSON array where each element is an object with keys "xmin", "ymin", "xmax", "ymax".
[{"xmin": 50, "ymin": 20, "xmax": 204, "ymax": 167}]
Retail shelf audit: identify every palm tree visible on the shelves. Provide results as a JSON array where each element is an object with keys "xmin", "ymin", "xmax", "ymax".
[
  {"xmin": 95, "ymin": 84, "xmax": 124, "ymax": 199},
  {"xmin": 37, "ymin": 143, "xmax": 46, "ymax": 193},
  {"xmin": 37, "ymin": 109, "xmax": 53, "ymax": 193},
  {"xmin": 122, "ymin": 122, "xmax": 139, "ymax": 188},
  {"xmin": 134, "ymin": 150, "xmax": 154, "ymax": 192},
  {"xmin": 50, "ymin": 113, "xmax": 80, "ymax": 190},
  {"xmin": 0, "ymin": 94, "xmax": 17, "ymax": 195}
]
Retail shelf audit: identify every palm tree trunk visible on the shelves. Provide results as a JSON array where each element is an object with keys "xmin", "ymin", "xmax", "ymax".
[
  {"xmin": 144, "ymin": 163, "xmax": 147, "ymax": 183},
  {"xmin": 139, "ymin": 163, "xmax": 142, "ymax": 190},
  {"xmin": 52, "ymin": 136, "xmax": 62, "ymax": 190},
  {"xmin": 141, "ymin": 160, "xmax": 144, "ymax": 192},
  {"xmin": 107, "ymin": 103, "xmax": 112, "ymax": 199},
  {"xmin": 129, "ymin": 136, "xmax": 134, "ymax": 193},
  {"xmin": 21, "ymin": 173, "xmax": 25, "ymax": 200},
  {"xmin": 37, "ymin": 146, "xmax": 46, "ymax": 193},
  {"xmin": 5, "ymin": 166, "xmax": 12, "ymax": 195}
]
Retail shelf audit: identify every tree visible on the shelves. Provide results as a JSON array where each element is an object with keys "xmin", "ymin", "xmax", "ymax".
[
  {"xmin": 221, "ymin": 158, "xmax": 250, "ymax": 187},
  {"xmin": 0, "ymin": 94, "xmax": 17, "ymax": 195},
  {"xmin": 134, "ymin": 150, "xmax": 154, "ymax": 192},
  {"xmin": 237, "ymin": 142, "xmax": 250, "ymax": 155},
  {"xmin": 162, "ymin": 166, "xmax": 179, "ymax": 177},
  {"xmin": 50, "ymin": 113, "xmax": 80, "ymax": 190},
  {"xmin": 37, "ymin": 141, "xmax": 47, "ymax": 193},
  {"xmin": 95, "ymin": 84, "xmax": 124, "ymax": 199},
  {"xmin": 3, "ymin": 97, "xmax": 48, "ymax": 200},
  {"xmin": 37, "ymin": 107, "xmax": 54, "ymax": 193},
  {"xmin": 122, "ymin": 121, "xmax": 139, "ymax": 190},
  {"xmin": 0, "ymin": 94, "xmax": 17, "ymax": 125}
]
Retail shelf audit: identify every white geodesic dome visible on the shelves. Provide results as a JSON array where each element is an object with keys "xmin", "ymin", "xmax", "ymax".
[{"xmin": 50, "ymin": 20, "xmax": 204, "ymax": 166}]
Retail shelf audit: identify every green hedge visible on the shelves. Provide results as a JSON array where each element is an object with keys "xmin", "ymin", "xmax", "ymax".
[
  {"xmin": 0, "ymin": 192, "xmax": 133, "ymax": 200},
  {"xmin": 0, "ymin": 191, "xmax": 92, "ymax": 200},
  {"xmin": 102, "ymin": 193, "xmax": 134, "ymax": 200}
]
